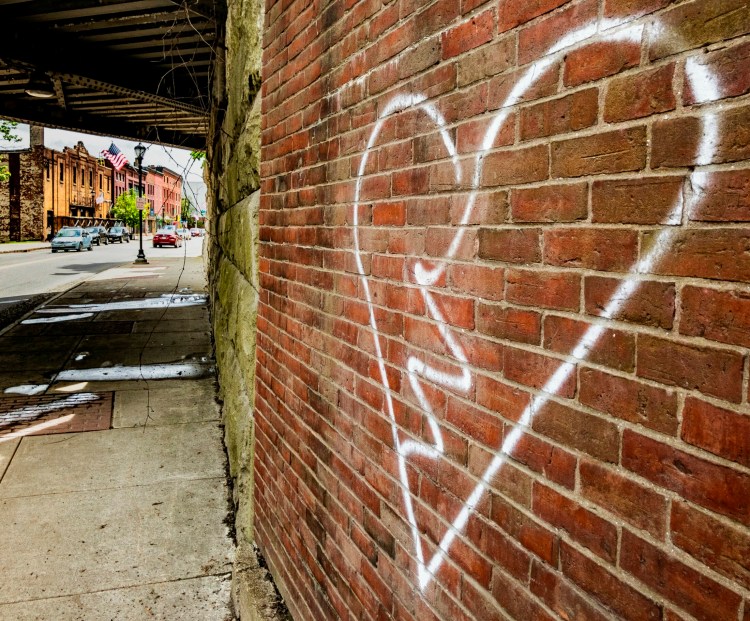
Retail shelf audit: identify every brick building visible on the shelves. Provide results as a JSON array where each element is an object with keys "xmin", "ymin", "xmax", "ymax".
[
  {"xmin": 206, "ymin": 0, "xmax": 750, "ymax": 620},
  {"xmin": 0, "ymin": 125, "xmax": 45, "ymax": 241},
  {"xmin": 44, "ymin": 139, "xmax": 113, "ymax": 229}
]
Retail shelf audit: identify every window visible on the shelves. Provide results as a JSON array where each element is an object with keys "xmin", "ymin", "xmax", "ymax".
[
  {"xmin": 89, "ymin": 169, "xmax": 93, "ymax": 187},
  {"xmin": 59, "ymin": 164, "xmax": 64, "ymax": 183},
  {"xmin": 72, "ymin": 166, "xmax": 77, "ymax": 184},
  {"xmin": 99, "ymin": 173, "xmax": 102, "ymax": 190},
  {"xmin": 45, "ymin": 161, "xmax": 50, "ymax": 179}
]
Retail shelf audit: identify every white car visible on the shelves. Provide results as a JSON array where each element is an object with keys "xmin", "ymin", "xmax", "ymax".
[
  {"xmin": 51, "ymin": 227, "xmax": 93, "ymax": 252},
  {"xmin": 176, "ymin": 228, "xmax": 191, "ymax": 239}
]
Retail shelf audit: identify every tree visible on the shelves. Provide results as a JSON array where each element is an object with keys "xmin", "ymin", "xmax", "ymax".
[
  {"xmin": 181, "ymin": 196, "xmax": 197, "ymax": 227},
  {"xmin": 112, "ymin": 189, "xmax": 141, "ymax": 229},
  {"xmin": 0, "ymin": 120, "xmax": 21, "ymax": 182}
]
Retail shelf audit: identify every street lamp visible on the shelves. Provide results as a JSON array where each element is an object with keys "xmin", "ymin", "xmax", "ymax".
[{"xmin": 134, "ymin": 143, "xmax": 147, "ymax": 264}]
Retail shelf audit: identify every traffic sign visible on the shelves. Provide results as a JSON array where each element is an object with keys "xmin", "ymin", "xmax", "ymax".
[{"xmin": 136, "ymin": 197, "xmax": 146, "ymax": 210}]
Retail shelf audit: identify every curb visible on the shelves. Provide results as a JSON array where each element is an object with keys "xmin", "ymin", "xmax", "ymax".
[{"xmin": 0, "ymin": 245, "xmax": 51, "ymax": 254}]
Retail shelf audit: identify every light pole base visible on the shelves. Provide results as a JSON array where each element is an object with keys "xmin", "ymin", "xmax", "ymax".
[{"xmin": 134, "ymin": 250, "xmax": 148, "ymax": 264}]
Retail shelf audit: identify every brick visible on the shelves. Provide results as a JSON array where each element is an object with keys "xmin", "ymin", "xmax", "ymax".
[
  {"xmin": 488, "ymin": 63, "xmax": 560, "ymax": 109},
  {"xmin": 652, "ymin": 106, "xmax": 750, "ymax": 168},
  {"xmin": 621, "ymin": 530, "xmax": 742, "ymax": 621},
  {"xmin": 511, "ymin": 183, "xmax": 587, "ymax": 223},
  {"xmin": 533, "ymin": 483, "xmax": 618, "ymax": 562},
  {"xmin": 521, "ymin": 89, "xmax": 599, "ymax": 140},
  {"xmin": 478, "ymin": 228, "xmax": 542, "ymax": 264},
  {"xmin": 498, "ymin": 0, "xmax": 570, "ymax": 33},
  {"xmin": 680, "ymin": 286, "xmax": 750, "ymax": 348},
  {"xmin": 649, "ymin": 0, "xmax": 750, "ymax": 60},
  {"xmin": 476, "ymin": 302, "xmax": 542, "ymax": 344},
  {"xmin": 456, "ymin": 36, "xmax": 515, "ymax": 87},
  {"xmin": 637, "ymin": 334, "xmax": 744, "ymax": 402},
  {"xmin": 643, "ymin": 228, "xmax": 750, "ymax": 284},
  {"xmin": 480, "ymin": 145, "xmax": 549, "ymax": 187},
  {"xmin": 531, "ymin": 400, "xmax": 620, "ymax": 463},
  {"xmin": 622, "ymin": 430, "xmax": 750, "ymax": 525},
  {"xmin": 563, "ymin": 38, "xmax": 641, "ymax": 86},
  {"xmin": 580, "ymin": 458, "xmax": 668, "ymax": 538},
  {"xmin": 552, "ymin": 127, "xmax": 648, "ymax": 177},
  {"xmin": 504, "ymin": 346, "xmax": 576, "ymax": 397},
  {"xmin": 604, "ymin": 63, "xmax": 676, "ymax": 122},
  {"xmin": 518, "ymin": 0, "xmax": 598, "ymax": 65},
  {"xmin": 476, "ymin": 375, "xmax": 530, "ymax": 421},
  {"xmin": 685, "ymin": 41, "xmax": 750, "ymax": 104},
  {"xmin": 491, "ymin": 493, "xmax": 559, "ymax": 564},
  {"xmin": 544, "ymin": 228, "xmax": 638, "ymax": 271},
  {"xmin": 530, "ymin": 561, "xmax": 611, "ymax": 621},
  {"xmin": 399, "ymin": 36, "xmax": 441, "ymax": 80},
  {"xmin": 591, "ymin": 176, "xmax": 684, "ymax": 224},
  {"xmin": 372, "ymin": 201, "xmax": 406, "ymax": 226},
  {"xmin": 560, "ymin": 542, "xmax": 662, "ymax": 621},
  {"xmin": 579, "ymin": 366, "xmax": 679, "ymax": 434},
  {"xmin": 671, "ymin": 500, "xmax": 750, "ymax": 590},
  {"xmin": 603, "ymin": 0, "xmax": 670, "ymax": 19},
  {"xmin": 544, "ymin": 315, "xmax": 635, "ymax": 371},
  {"xmin": 506, "ymin": 269, "xmax": 580, "ymax": 311},
  {"xmin": 490, "ymin": 569, "xmax": 556, "ymax": 621},
  {"xmin": 446, "ymin": 396, "xmax": 502, "ymax": 448},
  {"xmin": 467, "ymin": 516, "xmax": 531, "ymax": 581},
  {"xmin": 441, "ymin": 9, "xmax": 495, "ymax": 59},
  {"xmin": 504, "ymin": 426, "xmax": 578, "ymax": 488},
  {"xmin": 682, "ymin": 397, "xmax": 750, "ymax": 468},
  {"xmin": 447, "ymin": 263, "xmax": 504, "ymax": 301},
  {"xmin": 584, "ymin": 275, "xmax": 675, "ymax": 330},
  {"xmin": 688, "ymin": 169, "xmax": 750, "ymax": 222}
]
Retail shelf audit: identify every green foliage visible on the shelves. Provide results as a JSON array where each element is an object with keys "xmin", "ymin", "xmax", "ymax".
[
  {"xmin": 0, "ymin": 120, "xmax": 21, "ymax": 183},
  {"xmin": 112, "ymin": 189, "xmax": 141, "ymax": 228},
  {"xmin": 190, "ymin": 150, "xmax": 206, "ymax": 161}
]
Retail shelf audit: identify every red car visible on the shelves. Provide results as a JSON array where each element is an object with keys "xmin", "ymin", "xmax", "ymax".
[{"xmin": 153, "ymin": 228, "xmax": 182, "ymax": 248}]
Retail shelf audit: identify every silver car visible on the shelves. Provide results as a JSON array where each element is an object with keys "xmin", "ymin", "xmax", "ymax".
[{"xmin": 51, "ymin": 227, "xmax": 93, "ymax": 252}]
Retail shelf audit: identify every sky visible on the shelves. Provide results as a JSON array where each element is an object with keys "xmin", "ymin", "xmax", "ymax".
[{"xmin": 0, "ymin": 123, "xmax": 207, "ymax": 211}]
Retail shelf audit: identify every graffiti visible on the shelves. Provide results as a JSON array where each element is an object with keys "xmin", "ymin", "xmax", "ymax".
[{"xmin": 353, "ymin": 17, "xmax": 721, "ymax": 591}]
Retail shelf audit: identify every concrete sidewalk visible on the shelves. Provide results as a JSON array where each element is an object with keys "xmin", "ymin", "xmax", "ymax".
[
  {"xmin": 0, "ymin": 242, "xmax": 50, "ymax": 254},
  {"xmin": 0, "ymin": 257, "xmax": 235, "ymax": 620}
]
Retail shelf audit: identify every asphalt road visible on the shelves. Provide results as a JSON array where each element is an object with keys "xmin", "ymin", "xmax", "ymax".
[{"xmin": 0, "ymin": 236, "xmax": 205, "ymax": 321}]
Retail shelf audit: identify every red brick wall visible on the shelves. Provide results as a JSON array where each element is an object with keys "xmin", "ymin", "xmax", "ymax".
[{"xmin": 257, "ymin": 1, "xmax": 750, "ymax": 619}]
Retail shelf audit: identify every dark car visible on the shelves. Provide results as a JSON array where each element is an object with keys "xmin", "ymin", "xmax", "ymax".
[
  {"xmin": 107, "ymin": 226, "xmax": 130, "ymax": 243},
  {"xmin": 153, "ymin": 228, "xmax": 182, "ymax": 248},
  {"xmin": 86, "ymin": 226, "xmax": 108, "ymax": 246}
]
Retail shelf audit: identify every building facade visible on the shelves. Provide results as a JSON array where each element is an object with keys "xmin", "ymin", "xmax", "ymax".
[
  {"xmin": 43, "ymin": 140, "xmax": 113, "ymax": 231},
  {"xmin": 1, "ymin": 129, "xmax": 186, "ymax": 241}
]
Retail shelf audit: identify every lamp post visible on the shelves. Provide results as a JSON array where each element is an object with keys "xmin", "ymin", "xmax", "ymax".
[{"xmin": 134, "ymin": 143, "xmax": 148, "ymax": 264}]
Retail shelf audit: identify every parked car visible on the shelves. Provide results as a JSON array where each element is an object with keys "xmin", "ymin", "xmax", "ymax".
[
  {"xmin": 176, "ymin": 227, "xmax": 191, "ymax": 240},
  {"xmin": 153, "ymin": 228, "xmax": 182, "ymax": 248},
  {"xmin": 190, "ymin": 227, "xmax": 204, "ymax": 237},
  {"xmin": 51, "ymin": 227, "xmax": 93, "ymax": 252},
  {"xmin": 107, "ymin": 226, "xmax": 130, "ymax": 243},
  {"xmin": 86, "ymin": 226, "xmax": 108, "ymax": 246}
]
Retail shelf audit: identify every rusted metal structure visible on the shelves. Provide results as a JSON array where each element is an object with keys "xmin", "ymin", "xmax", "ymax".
[{"xmin": 0, "ymin": 0, "xmax": 223, "ymax": 151}]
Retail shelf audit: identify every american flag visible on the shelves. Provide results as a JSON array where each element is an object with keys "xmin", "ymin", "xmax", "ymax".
[{"xmin": 101, "ymin": 143, "xmax": 128, "ymax": 171}]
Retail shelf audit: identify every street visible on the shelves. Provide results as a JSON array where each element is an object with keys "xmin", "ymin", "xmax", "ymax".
[{"xmin": 0, "ymin": 236, "xmax": 205, "ymax": 318}]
